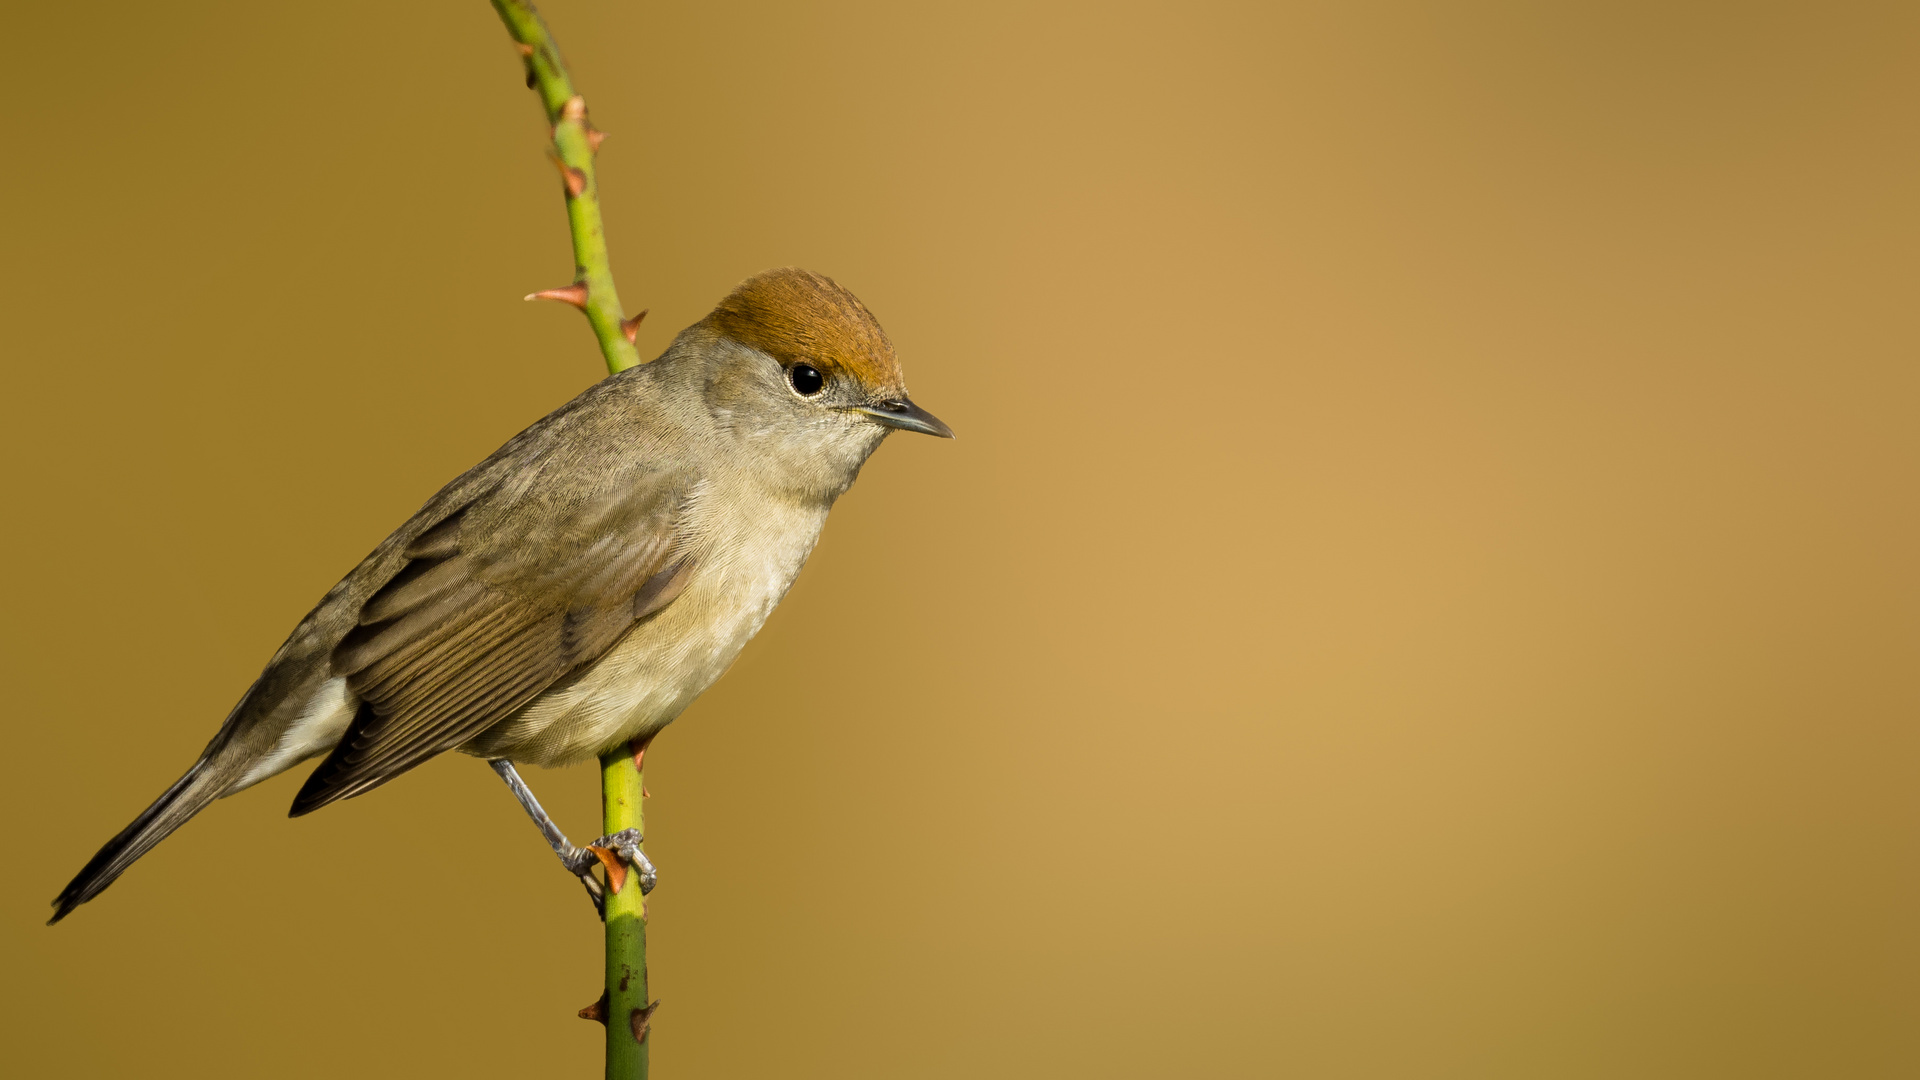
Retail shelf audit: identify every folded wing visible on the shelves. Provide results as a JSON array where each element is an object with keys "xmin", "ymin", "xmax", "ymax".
[{"xmin": 290, "ymin": 452, "xmax": 698, "ymax": 815}]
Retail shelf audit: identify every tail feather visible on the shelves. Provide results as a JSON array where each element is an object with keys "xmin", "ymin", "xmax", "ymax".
[{"xmin": 48, "ymin": 759, "xmax": 226, "ymax": 924}]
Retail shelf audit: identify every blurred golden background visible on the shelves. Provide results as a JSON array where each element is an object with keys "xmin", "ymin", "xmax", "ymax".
[{"xmin": 4, "ymin": 1, "xmax": 1918, "ymax": 1076}]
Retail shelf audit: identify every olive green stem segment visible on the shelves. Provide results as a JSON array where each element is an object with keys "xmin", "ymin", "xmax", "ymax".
[
  {"xmin": 602, "ymin": 749, "xmax": 651, "ymax": 1078},
  {"xmin": 490, "ymin": 0, "xmax": 644, "ymax": 373},
  {"xmin": 489, "ymin": 2, "xmax": 653, "ymax": 1076}
]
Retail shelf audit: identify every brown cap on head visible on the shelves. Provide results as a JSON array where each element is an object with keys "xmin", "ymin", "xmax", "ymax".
[{"xmin": 702, "ymin": 268, "xmax": 905, "ymax": 396}]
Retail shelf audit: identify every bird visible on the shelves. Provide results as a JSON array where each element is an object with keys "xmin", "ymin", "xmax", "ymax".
[{"xmin": 49, "ymin": 266, "xmax": 951, "ymax": 923}]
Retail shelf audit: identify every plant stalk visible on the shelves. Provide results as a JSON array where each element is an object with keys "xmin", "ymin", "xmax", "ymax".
[
  {"xmin": 490, "ymin": 0, "xmax": 644, "ymax": 374},
  {"xmin": 488, "ymin": 3, "xmax": 653, "ymax": 1076},
  {"xmin": 602, "ymin": 746, "xmax": 651, "ymax": 1077}
]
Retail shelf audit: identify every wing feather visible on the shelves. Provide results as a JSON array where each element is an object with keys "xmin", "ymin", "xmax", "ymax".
[
  {"xmin": 289, "ymin": 461, "xmax": 696, "ymax": 816},
  {"xmin": 358, "ymin": 555, "xmax": 470, "ymax": 624},
  {"xmin": 405, "ymin": 512, "xmax": 464, "ymax": 559}
]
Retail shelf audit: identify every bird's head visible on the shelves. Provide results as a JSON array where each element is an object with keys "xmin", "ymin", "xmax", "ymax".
[{"xmin": 698, "ymin": 268, "xmax": 953, "ymax": 457}]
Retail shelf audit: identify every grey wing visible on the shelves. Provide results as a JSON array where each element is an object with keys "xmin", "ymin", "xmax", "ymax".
[{"xmin": 289, "ymin": 449, "xmax": 700, "ymax": 816}]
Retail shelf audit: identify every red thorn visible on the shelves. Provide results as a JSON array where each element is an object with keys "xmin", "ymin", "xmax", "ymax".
[
  {"xmin": 642, "ymin": 786, "xmax": 650, "ymax": 799},
  {"xmin": 525, "ymin": 283, "xmax": 590, "ymax": 308},
  {"xmin": 621, "ymin": 309, "xmax": 648, "ymax": 344},
  {"xmin": 631, "ymin": 1001, "xmax": 660, "ymax": 1045},
  {"xmin": 586, "ymin": 126, "xmax": 609, "ymax": 153},
  {"xmin": 545, "ymin": 153, "xmax": 587, "ymax": 197},
  {"xmin": 630, "ymin": 735, "xmax": 654, "ymax": 771},
  {"xmin": 579, "ymin": 991, "xmax": 609, "ymax": 1024},
  {"xmin": 516, "ymin": 42, "xmax": 538, "ymax": 89},
  {"xmin": 587, "ymin": 845, "xmax": 627, "ymax": 894},
  {"xmin": 562, "ymin": 95, "xmax": 588, "ymax": 122}
]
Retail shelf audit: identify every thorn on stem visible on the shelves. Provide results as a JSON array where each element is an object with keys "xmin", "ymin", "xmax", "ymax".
[
  {"xmin": 525, "ymin": 283, "xmax": 590, "ymax": 308},
  {"xmin": 631, "ymin": 1001, "xmax": 660, "ymax": 1045},
  {"xmin": 579, "ymin": 991, "xmax": 609, "ymax": 1024},
  {"xmin": 586, "ymin": 126, "xmax": 609, "ymax": 153},
  {"xmin": 546, "ymin": 154, "xmax": 589, "ymax": 197},
  {"xmin": 621, "ymin": 310, "xmax": 648, "ymax": 344},
  {"xmin": 562, "ymin": 95, "xmax": 588, "ymax": 122},
  {"xmin": 587, "ymin": 845, "xmax": 627, "ymax": 894},
  {"xmin": 515, "ymin": 42, "xmax": 534, "ymax": 57},
  {"xmin": 630, "ymin": 735, "xmax": 654, "ymax": 771}
]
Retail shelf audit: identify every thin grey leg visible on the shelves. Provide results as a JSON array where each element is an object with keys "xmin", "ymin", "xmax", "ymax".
[{"xmin": 488, "ymin": 759, "xmax": 605, "ymax": 911}]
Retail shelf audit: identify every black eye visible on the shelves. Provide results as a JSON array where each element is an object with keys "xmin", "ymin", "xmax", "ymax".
[{"xmin": 788, "ymin": 363, "xmax": 825, "ymax": 396}]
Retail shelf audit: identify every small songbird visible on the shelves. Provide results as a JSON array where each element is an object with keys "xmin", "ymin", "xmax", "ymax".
[{"xmin": 50, "ymin": 267, "xmax": 951, "ymax": 923}]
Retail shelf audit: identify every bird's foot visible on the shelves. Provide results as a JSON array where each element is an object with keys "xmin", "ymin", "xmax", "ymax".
[
  {"xmin": 487, "ymin": 759, "xmax": 611, "ymax": 915},
  {"xmin": 553, "ymin": 843, "xmax": 608, "ymax": 915},
  {"xmin": 586, "ymin": 827, "xmax": 657, "ymax": 896}
]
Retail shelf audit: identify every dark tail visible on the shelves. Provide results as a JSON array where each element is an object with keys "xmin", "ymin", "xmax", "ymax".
[{"xmin": 48, "ymin": 759, "xmax": 228, "ymax": 924}]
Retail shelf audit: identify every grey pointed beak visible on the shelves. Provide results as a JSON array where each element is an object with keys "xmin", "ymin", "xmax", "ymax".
[{"xmin": 854, "ymin": 398, "xmax": 955, "ymax": 439}]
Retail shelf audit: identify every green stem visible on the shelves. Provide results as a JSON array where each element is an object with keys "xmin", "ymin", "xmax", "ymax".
[
  {"xmin": 602, "ymin": 748, "xmax": 651, "ymax": 1078},
  {"xmin": 490, "ymin": 0, "xmax": 644, "ymax": 374},
  {"xmin": 488, "ymin": 3, "xmax": 652, "ymax": 1076}
]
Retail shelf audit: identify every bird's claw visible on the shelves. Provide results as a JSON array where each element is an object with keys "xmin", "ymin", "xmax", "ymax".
[
  {"xmin": 590, "ymin": 827, "xmax": 657, "ymax": 895},
  {"xmin": 560, "ymin": 844, "xmax": 600, "ymax": 878}
]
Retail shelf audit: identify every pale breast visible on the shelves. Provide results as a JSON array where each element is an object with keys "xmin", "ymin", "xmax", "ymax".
[{"xmin": 460, "ymin": 484, "xmax": 831, "ymax": 767}]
